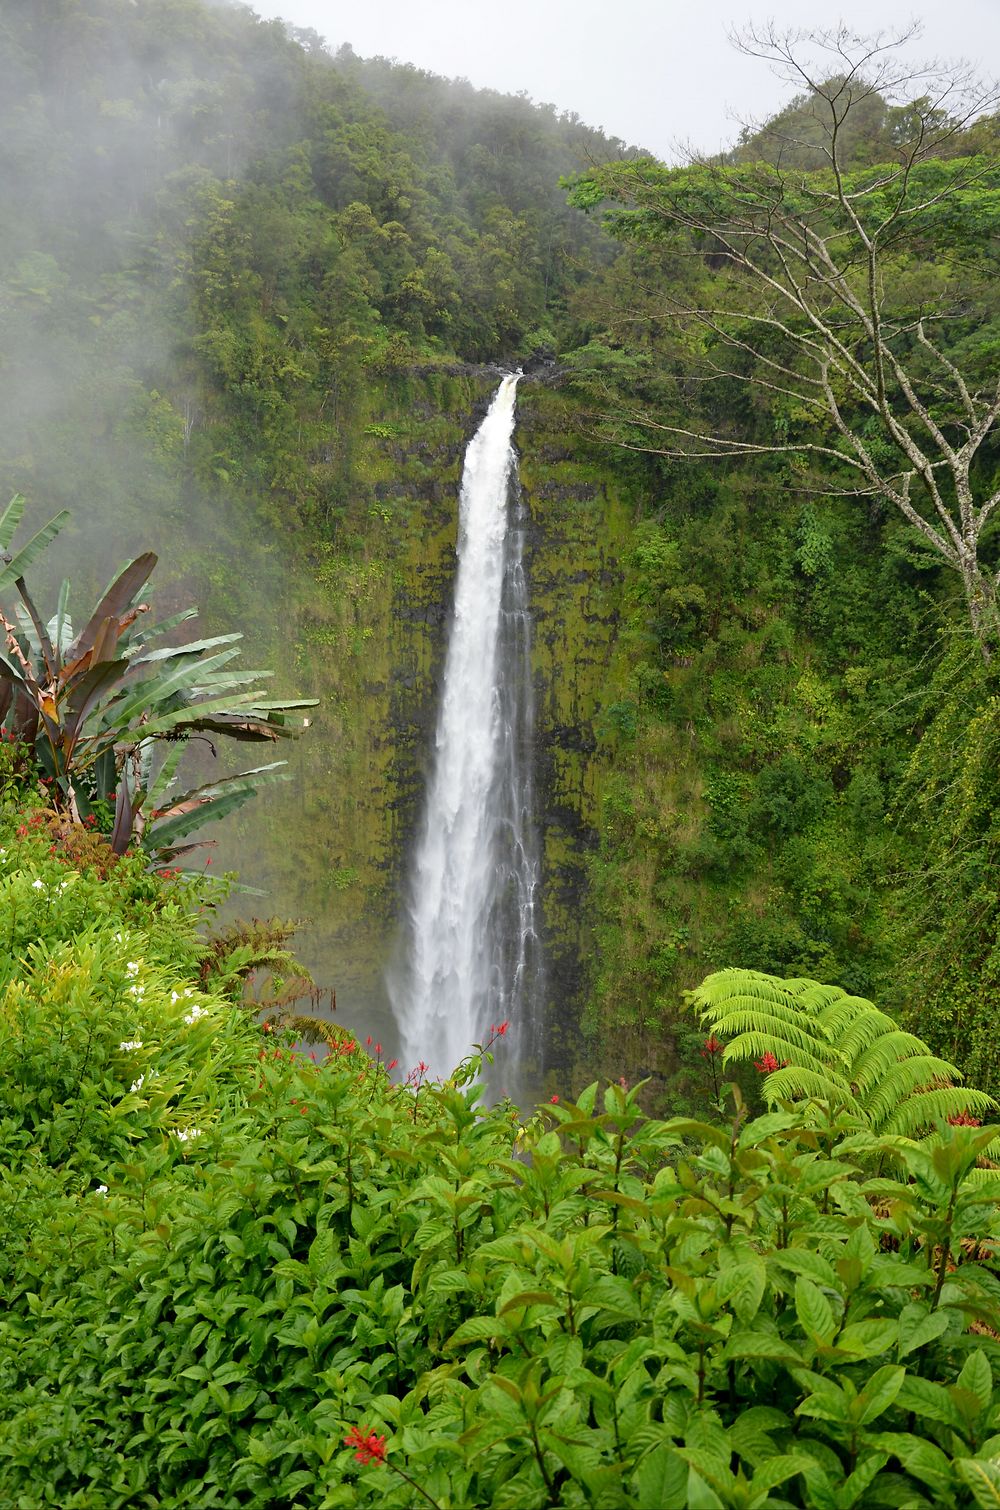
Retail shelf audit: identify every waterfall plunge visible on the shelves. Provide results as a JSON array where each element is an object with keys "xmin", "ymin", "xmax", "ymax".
[{"xmin": 392, "ymin": 375, "xmax": 543, "ymax": 1088}]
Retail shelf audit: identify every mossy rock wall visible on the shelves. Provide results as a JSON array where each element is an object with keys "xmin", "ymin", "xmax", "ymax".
[{"xmin": 203, "ymin": 373, "xmax": 631, "ymax": 1075}]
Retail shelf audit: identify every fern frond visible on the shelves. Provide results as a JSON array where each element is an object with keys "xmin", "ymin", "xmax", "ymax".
[
  {"xmin": 880, "ymin": 1086, "xmax": 998, "ymax": 1138},
  {"xmin": 829, "ymin": 1009, "xmax": 914, "ymax": 1068},
  {"xmin": 721, "ymin": 1031, "xmax": 836, "ymax": 1077},
  {"xmin": 760, "ymin": 1064, "xmax": 856, "ymax": 1108},
  {"xmin": 692, "ymin": 970, "xmax": 843, "ymax": 1063},
  {"xmin": 863, "ymin": 1056, "xmax": 968, "ymax": 1131},
  {"xmin": 688, "ymin": 966, "xmax": 995, "ymax": 1146},
  {"xmin": 850, "ymin": 1033, "xmax": 950, "ymax": 1096},
  {"xmin": 779, "ymin": 979, "xmax": 850, "ymax": 1014},
  {"xmin": 958, "ymin": 1166, "xmax": 1000, "ymax": 1188}
]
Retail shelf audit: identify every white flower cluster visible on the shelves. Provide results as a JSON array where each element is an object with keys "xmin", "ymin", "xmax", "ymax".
[
  {"xmin": 130, "ymin": 1072, "xmax": 153, "ymax": 1094},
  {"xmin": 172, "ymin": 1127, "xmax": 202, "ymax": 1143},
  {"xmin": 118, "ymin": 1040, "xmax": 143, "ymax": 1052},
  {"xmin": 182, "ymin": 1003, "xmax": 208, "ymax": 1025}
]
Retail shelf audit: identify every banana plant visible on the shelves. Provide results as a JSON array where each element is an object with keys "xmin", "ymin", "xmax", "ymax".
[{"xmin": 0, "ymin": 496, "xmax": 316, "ymax": 862}]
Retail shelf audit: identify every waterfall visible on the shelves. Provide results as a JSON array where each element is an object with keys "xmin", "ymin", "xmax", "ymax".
[{"xmin": 391, "ymin": 374, "xmax": 544, "ymax": 1089}]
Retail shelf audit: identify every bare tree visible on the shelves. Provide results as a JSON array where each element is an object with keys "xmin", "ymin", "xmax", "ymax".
[{"xmin": 573, "ymin": 26, "xmax": 1000, "ymax": 651}]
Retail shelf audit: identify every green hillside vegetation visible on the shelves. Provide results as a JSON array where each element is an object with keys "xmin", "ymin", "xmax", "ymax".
[
  {"xmin": 0, "ymin": 0, "xmax": 625, "ymax": 551},
  {"xmin": 558, "ymin": 45, "xmax": 1000, "ymax": 1102}
]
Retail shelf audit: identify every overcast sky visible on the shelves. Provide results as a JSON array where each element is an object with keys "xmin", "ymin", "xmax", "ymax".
[{"xmin": 244, "ymin": 0, "xmax": 1000, "ymax": 158}]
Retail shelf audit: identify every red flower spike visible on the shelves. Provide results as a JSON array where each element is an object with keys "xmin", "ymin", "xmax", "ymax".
[
  {"xmin": 387, "ymin": 1058, "xmax": 398, "ymax": 1071},
  {"xmin": 344, "ymin": 1426, "xmax": 387, "ymax": 1464},
  {"xmin": 754, "ymin": 1052, "xmax": 790, "ymax": 1074},
  {"xmin": 550, "ymin": 1094, "xmax": 559, "ymax": 1103}
]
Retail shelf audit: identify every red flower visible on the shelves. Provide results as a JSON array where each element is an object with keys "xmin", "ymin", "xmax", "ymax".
[
  {"xmin": 387, "ymin": 1058, "xmax": 398, "ymax": 1071},
  {"xmin": 947, "ymin": 1112, "xmax": 982, "ymax": 1127},
  {"xmin": 550, "ymin": 1094, "xmax": 559, "ymax": 1103},
  {"xmin": 700, "ymin": 1035, "xmax": 724, "ymax": 1058},
  {"xmin": 754, "ymin": 1052, "xmax": 789, "ymax": 1074},
  {"xmin": 344, "ymin": 1426, "xmax": 387, "ymax": 1464}
]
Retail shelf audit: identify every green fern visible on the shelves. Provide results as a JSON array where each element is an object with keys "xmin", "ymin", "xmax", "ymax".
[{"xmin": 687, "ymin": 968, "xmax": 998, "ymax": 1138}]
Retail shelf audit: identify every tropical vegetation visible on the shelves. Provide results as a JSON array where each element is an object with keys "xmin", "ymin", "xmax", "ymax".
[
  {"xmin": 4, "ymin": 5, "xmax": 1000, "ymax": 1504},
  {"xmin": 0, "ymin": 495, "xmax": 315, "ymax": 866},
  {"xmin": 3, "ymin": 797, "xmax": 1000, "ymax": 1508}
]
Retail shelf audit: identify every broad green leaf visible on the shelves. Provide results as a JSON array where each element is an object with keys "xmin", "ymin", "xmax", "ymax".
[
  {"xmin": 750, "ymin": 1453, "xmax": 814, "ymax": 1497},
  {"xmin": 898, "ymin": 1302, "xmax": 950, "ymax": 1358},
  {"xmin": 835, "ymin": 1318, "xmax": 899, "ymax": 1358},
  {"xmin": 724, "ymin": 1328, "xmax": 804, "ymax": 1364},
  {"xmin": 771, "ymin": 1248, "xmax": 838, "ymax": 1287},
  {"xmin": 868, "ymin": 1433, "xmax": 954, "ymax": 1494},
  {"xmin": 795, "ymin": 1275, "xmax": 836, "ymax": 1343},
  {"xmin": 498, "ymin": 1290, "xmax": 561, "ymax": 1315},
  {"xmin": 717, "ymin": 1254, "xmax": 767, "ymax": 1322},
  {"xmin": 854, "ymin": 1365, "xmax": 905, "ymax": 1424},
  {"xmin": 444, "ymin": 1317, "xmax": 501, "ymax": 1350},
  {"xmin": 634, "ymin": 1444, "xmax": 688, "ymax": 1510},
  {"xmin": 958, "ymin": 1351, "xmax": 994, "ymax": 1415},
  {"xmin": 956, "ymin": 1459, "xmax": 1000, "ymax": 1509},
  {"xmin": 897, "ymin": 1376, "xmax": 965, "ymax": 1428}
]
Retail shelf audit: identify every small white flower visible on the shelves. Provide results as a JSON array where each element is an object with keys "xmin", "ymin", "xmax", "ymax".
[
  {"xmin": 31, "ymin": 878, "xmax": 44, "ymax": 891},
  {"xmin": 183, "ymin": 1004, "xmax": 208, "ymax": 1025},
  {"xmin": 130, "ymin": 1074, "xmax": 147, "ymax": 1094},
  {"xmin": 118, "ymin": 1040, "xmax": 143, "ymax": 1052},
  {"xmin": 127, "ymin": 984, "xmax": 145, "ymax": 999},
  {"xmin": 96, "ymin": 1185, "xmax": 108, "ymax": 1195},
  {"xmin": 125, "ymin": 961, "xmax": 140, "ymax": 977},
  {"xmin": 172, "ymin": 1127, "xmax": 202, "ymax": 1143}
]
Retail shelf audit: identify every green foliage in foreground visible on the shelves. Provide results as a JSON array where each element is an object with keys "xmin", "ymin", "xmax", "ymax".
[{"xmin": 3, "ymin": 812, "xmax": 1000, "ymax": 1508}]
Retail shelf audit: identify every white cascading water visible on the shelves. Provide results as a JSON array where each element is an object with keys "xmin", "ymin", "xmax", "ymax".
[{"xmin": 392, "ymin": 374, "xmax": 543, "ymax": 1086}]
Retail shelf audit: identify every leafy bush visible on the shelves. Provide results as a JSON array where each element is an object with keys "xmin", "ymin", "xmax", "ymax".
[{"xmin": 3, "ymin": 817, "xmax": 1000, "ymax": 1509}]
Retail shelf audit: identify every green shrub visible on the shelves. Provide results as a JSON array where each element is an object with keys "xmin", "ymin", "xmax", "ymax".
[{"xmin": 3, "ymin": 804, "xmax": 1000, "ymax": 1508}]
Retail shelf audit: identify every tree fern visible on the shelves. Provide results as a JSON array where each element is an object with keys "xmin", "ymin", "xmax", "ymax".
[{"xmin": 688, "ymin": 968, "xmax": 997, "ymax": 1137}]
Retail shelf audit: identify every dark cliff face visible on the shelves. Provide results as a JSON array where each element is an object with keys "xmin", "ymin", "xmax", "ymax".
[{"xmin": 202, "ymin": 374, "xmax": 630, "ymax": 1085}]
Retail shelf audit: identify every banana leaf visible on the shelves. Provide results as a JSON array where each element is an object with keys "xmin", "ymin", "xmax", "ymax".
[
  {"xmin": 0, "ymin": 495, "xmax": 26, "ymax": 551},
  {"xmin": 0, "ymin": 511, "xmax": 69, "ymax": 594},
  {"xmin": 67, "ymin": 553, "xmax": 156, "ymax": 664}
]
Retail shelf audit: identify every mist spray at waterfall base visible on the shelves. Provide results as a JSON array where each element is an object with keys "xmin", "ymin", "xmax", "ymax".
[{"xmin": 389, "ymin": 375, "xmax": 544, "ymax": 1103}]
